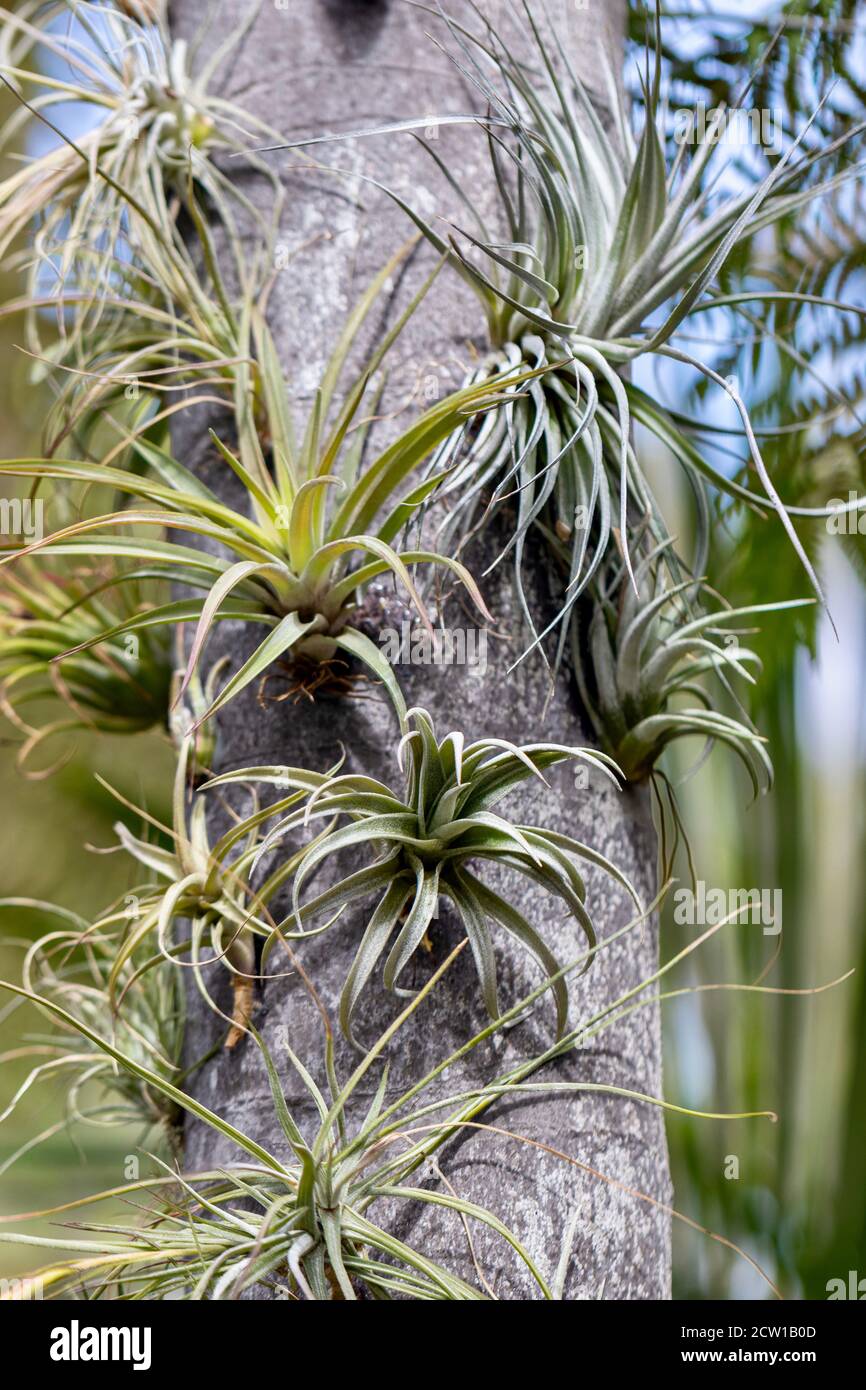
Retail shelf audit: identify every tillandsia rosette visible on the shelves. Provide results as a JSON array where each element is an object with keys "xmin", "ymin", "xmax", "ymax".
[
  {"xmin": 0, "ymin": 552, "xmax": 171, "ymax": 773},
  {"xmin": 267, "ymin": 1, "xmax": 866, "ymax": 668},
  {"xmin": 0, "ymin": 0, "xmax": 285, "ymax": 428},
  {"xmin": 89, "ymin": 732, "xmax": 325, "ymax": 1049},
  {"xmin": 0, "ymin": 891, "xmax": 794, "ymax": 1302},
  {"xmin": 0, "ymin": 232, "xmax": 567, "ymax": 728},
  {"xmin": 572, "ymin": 535, "xmax": 812, "ymax": 870},
  {"xmin": 0, "ymin": 896, "xmax": 184, "ymax": 1165},
  {"xmin": 0, "ymin": 247, "xmax": 546, "ymax": 728},
  {"xmin": 205, "ymin": 707, "xmax": 641, "ymax": 1044}
]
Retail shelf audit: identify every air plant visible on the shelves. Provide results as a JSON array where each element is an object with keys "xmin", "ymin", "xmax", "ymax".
[
  {"xmin": 81, "ymin": 733, "xmax": 319, "ymax": 1048},
  {"xmin": 572, "ymin": 534, "xmax": 813, "ymax": 875},
  {"xmin": 0, "ymin": 894, "xmax": 809, "ymax": 1301},
  {"xmin": 0, "ymin": 551, "xmax": 171, "ymax": 773},
  {"xmin": 272, "ymin": 1, "xmax": 866, "ymax": 666},
  {"xmin": 0, "ymin": 241, "xmax": 537, "ymax": 727},
  {"xmin": 0, "ymin": 895, "xmax": 184, "ymax": 1165},
  {"xmin": 0, "ymin": 0, "xmax": 284, "ymax": 428},
  {"xmin": 206, "ymin": 707, "xmax": 640, "ymax": 1043},
  {"xmin": 68, "ymin": 706, "xmax": 638, "ymax": 1049}
]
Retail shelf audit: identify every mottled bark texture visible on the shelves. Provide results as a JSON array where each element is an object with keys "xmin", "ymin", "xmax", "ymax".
[{"xmin": 168, "ymin": 0, "xmax": 672, "ymax": 1298}]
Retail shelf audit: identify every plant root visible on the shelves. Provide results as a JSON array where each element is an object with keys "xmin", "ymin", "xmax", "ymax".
[{"xmin": 257, "ymin": 655, "xmax": 375, "ymax": 707}]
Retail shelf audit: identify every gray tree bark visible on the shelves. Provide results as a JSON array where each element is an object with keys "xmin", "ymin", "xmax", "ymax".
[{"xmin": 168, "ymin": 0, "xmax": 671, "ymax": 1299}]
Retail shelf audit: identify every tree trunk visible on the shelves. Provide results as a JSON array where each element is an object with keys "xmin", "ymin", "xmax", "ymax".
[{"xmin": 168, "ymin": 0, "xmax": 671, "ymax": 1300}]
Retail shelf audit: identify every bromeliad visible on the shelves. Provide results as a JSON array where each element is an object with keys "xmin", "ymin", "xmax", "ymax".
[
  {"xmin": 573, "ymin": 535, "xmax": 812, "ymax": 875},
  {"xmin": 0, "ymin": 247, "xmax": 542, "ymax": 727},
  {"xmin": 267, "ymin": 2, "xmax": 866, "ymax": 669},
  {"xmin": 206, "ymin": 707, "xmax": 640, "ymax": 1043},
  {"xmin": 0, "ymin": 552, "xmax": 171, "ymax": 773}
]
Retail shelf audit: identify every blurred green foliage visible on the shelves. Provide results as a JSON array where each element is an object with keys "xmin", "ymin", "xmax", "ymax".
[{"xmin": 0, "ymin": 144, "xmax": 174, "ymax": 1258}]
